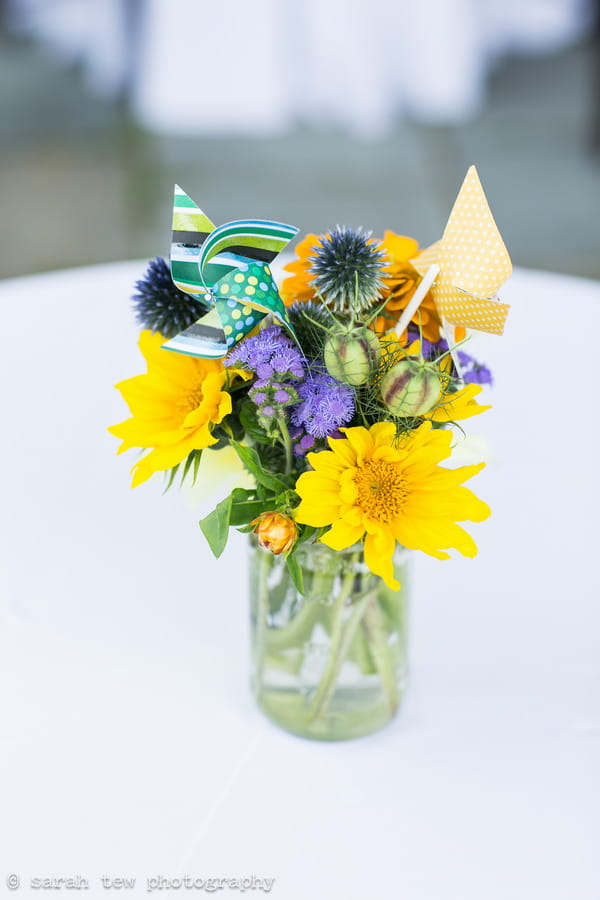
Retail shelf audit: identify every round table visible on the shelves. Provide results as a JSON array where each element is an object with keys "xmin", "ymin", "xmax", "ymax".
[{"xmin": 0, "ymin": 262, "xmax": 598, "ymax": 898}]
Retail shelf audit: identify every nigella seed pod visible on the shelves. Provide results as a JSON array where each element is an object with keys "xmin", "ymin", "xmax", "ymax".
[
  {"xmin": 251, "ymin": 512, "xmax": 298, "ymax": 555},
  {"xmin": 380, "ymin": 360, "xmax": 442, "ymax": 417},
  {"xmin": 324, "ymin": 326, "xmax": 381, "ymax": 386}
]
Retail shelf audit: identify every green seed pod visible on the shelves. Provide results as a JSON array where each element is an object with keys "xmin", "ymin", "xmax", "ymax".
[
  {"xmin": 380, "ymin": 360, "xmax": 442, "ymax": 417},
  {"xmin": 324, "ymin": 326, "xmax": 381, "ymax": 386}
]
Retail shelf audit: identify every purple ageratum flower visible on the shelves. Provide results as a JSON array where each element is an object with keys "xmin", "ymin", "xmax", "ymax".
[
  {"xmin": 224, "ymin": 325, "xmax": 305, "ymax": 380},
  {"xmin": 224, "ymin": 325, "xmax": 289, "ymax": 368},
  {"xmin": 457, "ymin": 351, "xmax": 493, "ymax": 386},
  {"xmin": 300, "ymin": 433, "xmax": 316, "ymax": 451},
  {"xmin": 293, "ymin": 433, "xmax": 317, "ymax": 457},
  {"xmin": 463, "ymin": 362, "xmax": 493, "ymax": 386},
  {"xmin": 256, "ymin": 362, "xmax": 274, "ymax": 380},
  {"xmin": 291, "ymin": 371, "xmax": 355, "ymax": 439},
  {"xmin": 406, "ymin": 328, "xmax": 448, "ymax": 360},
  {"xmin": 226, "ymin": 325, "xmax": 306, "ymax": 437},
  {"xmin": 271, "ymin": 346, "xmax": 305, "ymax": 378},
  {"xmin": 406, "ymin": 329, "xmax": 494, "ymax": 386}
]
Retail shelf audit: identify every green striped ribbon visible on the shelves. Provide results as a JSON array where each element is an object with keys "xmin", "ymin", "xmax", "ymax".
[{"xmin": 163, "ymin": 186, "xmax": 298, "ymax": 359}]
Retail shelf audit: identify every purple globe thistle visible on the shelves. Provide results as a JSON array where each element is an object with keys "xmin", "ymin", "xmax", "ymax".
[
  {"xmin": 291, "ymin": 371, "xmax": 356, "ymax": 438},
  {"xmin": 309, "ymin": 227, "xmax": 387, "ymax": 315},
  {"xmin": 132, "ymin": 257, "xmax": 205, "ymax": 338}
]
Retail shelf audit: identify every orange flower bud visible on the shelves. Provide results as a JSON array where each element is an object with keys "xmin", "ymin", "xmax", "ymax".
[{"xmin": 251, "ymin": 512, "xmax": 297, "ymax": 555}]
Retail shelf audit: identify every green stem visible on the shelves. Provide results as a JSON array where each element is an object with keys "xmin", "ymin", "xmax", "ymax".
[
  {"xmin": 308, "ymin": 553, "xmax": 365, "ymax": 721},
  {"xmin": 361, "ymin": 597, "xmax": 399, "ymax": 714},
  {"xmin": 254, "ymin": 549, "xmax": 273, "ymax": 690},
  {"xmin": 278, "ymin": 414, "xmax": 293, "ymax": 476},
  {"xmin": 264, "ymin": 594, "xmax": 324, "ymax": 652},
  {"xmin": 309, "ymin": 591, "xmax": 373, "ymax": 721},
  {"xmin": 358, "ymin": 403, "xmax": 370, "ymax": 428},
  {"xmin": 263, "ymin": 550, "xmax": 339, "ymax": 652}
]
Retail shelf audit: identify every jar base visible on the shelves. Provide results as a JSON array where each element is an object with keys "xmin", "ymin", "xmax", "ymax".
[{"xmin": 254, "ymin": 682, "xmax": 405, "ymax": 741}]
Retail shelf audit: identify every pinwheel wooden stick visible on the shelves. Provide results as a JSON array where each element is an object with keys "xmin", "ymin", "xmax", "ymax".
[{"xmin": 394, "ymin": 263, "xmax": 440, "ymax": 339}]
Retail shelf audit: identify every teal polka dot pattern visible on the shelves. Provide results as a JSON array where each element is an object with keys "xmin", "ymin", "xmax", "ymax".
[{"xmin": 214, "ymin": 260, "xmax": 296, "ymax": 348}]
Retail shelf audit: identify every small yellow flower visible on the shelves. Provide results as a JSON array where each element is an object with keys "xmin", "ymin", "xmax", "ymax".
[
  {"xmin": 280, "ymin": 233, "xmax": 323, "ymax": 305},
  {"xmin": 295, "ymin": 422, "xmax": 490, "ymax": 590},
  {"xmin": 427, "ymin": 383, "xmax": 491, "ymax": 422},
  {"xmin": 109, "ymin": 330, "xmax": 232, "ymax": 487},
  {"xmin": 373, "ymin": 231, "xmax": 442, "ymax": 342},
  {"xmin": 252, "ymin": 512, "xmax": 298, "ymax": 555}
]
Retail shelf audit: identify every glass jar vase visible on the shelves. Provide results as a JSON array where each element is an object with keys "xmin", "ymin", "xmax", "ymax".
[{"xmin": 249, "ymin": 539, "xmax": 410, "ymax": 741}]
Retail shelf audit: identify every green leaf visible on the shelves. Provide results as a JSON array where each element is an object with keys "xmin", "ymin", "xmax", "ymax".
[
  {"xmin": 297, "ymin": 524, "xmax": 318, "ymax": 544},
  {"xmin": 231, "ymin": 443, "xmax": 288, "ymax": 494},
  {"xmin": 199, "ymin": 494, "xmax": 233, "ymax": 558},
  {"xmin": 181, "ymin": 449, "xmax": 202, "ymax": 485},
  {"xmin": 162, "ymin": 464, "xmax": 180, "ymax": 494},
  {"xmin": 192, "ymin": 449, "xmax": 203, "ymax": 484},
  {"xmin": 285, "ymin": 553, "xmax": 305, "ymax": 596},
  {"xmin": 230, "ymin": 501, "xmax": 267, "ymax": 526},
  {"xmin": 231, "ymin": 487, "xmax": 255, "ymax": 503},
  {"xmin": 239, "ymin": 401, "xmax": 271, "ymax": 444}
]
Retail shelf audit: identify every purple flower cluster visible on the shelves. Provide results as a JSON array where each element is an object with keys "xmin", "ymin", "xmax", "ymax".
[
  {"xmin": 406, "ymin": 328, "xmax": 493, "ymax": 387},
  {"xmin": 224, "ymin": 326, "xmax": 305, "ymax": 434},
  {"xmin": 224, "ymin": 326, "xmax": 304, "ymax": 380},
  {"xmin": 456, "ymin": 351, "xmax": 493, "ymax": 387},
  {"xmin": 291, "ymin": 371, "xmax": 355, "ymax": 439},
  {"xmin": 292, "ymin": 429, "xmax": 316, "ymax": 456},
  {"xmin": 250, "ymin": 380, "xmax": 297, "ymax": 422}
]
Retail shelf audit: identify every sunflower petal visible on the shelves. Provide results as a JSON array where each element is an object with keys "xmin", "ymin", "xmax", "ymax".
[
  {"xmin": 340, "ymin": 426, "xmax": 374, "ymax": 465},
  {"xmin": 364, "ymin": 528, "xmax": 400, "ymax": 591},
  {"xmin": 321, "ymin": 518, "xmax": 364, "ymax": 552}
]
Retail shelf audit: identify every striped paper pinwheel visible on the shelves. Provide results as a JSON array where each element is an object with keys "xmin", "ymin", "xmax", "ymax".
[{"xmin": 163, "ymin": 186, "xmax": 299, "ymax": 359}]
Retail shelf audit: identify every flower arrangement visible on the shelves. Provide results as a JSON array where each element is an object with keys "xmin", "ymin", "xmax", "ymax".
[{"xmin": 110, "ymin": 167, "xmax": 511, "ymax": 739}]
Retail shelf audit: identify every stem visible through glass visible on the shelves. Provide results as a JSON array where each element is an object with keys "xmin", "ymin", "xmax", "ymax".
[
  {"xmin": 254, "ymin": 548, "xmax": 273, "ymax": 691},
  {"xmin": 361, "ymin": 596, "xmax": 399, "ymax": 713}
]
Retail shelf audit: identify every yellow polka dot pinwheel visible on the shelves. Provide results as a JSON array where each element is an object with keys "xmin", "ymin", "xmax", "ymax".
[
  {"xmin": 413, "ymin": 166, "xmax": 512, "ymax": 336},
  {"xmin": 164, "ymin": 186, "xmax": 299, "ymax": 358}
]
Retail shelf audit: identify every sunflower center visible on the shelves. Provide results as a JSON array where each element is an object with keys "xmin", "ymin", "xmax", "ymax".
[
  {"xmin": 354, "ymin": 459, "xmax": 407, "ymax": 522},
  {"xmin": 177, "ymin": 384, "xmax": 204, "ymax": 416}
]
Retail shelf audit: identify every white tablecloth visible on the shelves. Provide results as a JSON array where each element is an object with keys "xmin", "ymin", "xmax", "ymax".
[{"xmin": 0, "ymin": 262, "xmax": 598, "ymax": 898}]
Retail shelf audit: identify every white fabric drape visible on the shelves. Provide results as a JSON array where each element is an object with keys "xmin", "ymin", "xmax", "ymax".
[{"xmin": 8, "ymin": 0, "xmax": 594, "ymax": 133}]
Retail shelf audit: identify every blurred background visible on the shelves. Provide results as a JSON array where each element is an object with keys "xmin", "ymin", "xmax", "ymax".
[{"xmin": 1, "ymin": 0, "xmax": 599, "ymax": 281}]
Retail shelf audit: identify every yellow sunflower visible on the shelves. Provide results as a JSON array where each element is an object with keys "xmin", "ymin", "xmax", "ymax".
[
  {"xmin": 109, "ymin": 330, "xmax": 233, "ymax": 487},
  {"xmin": 427, "ymin": 383, "xmax": 491, "ymax": 422},
  {"xmin": 294, "ymin": 421, "xmax": 490, "ymax": 590}
]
